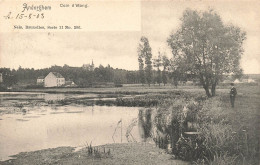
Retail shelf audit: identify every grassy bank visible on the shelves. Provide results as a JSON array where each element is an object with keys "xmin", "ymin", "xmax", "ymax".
[
  {"xmin": 150, "ymin": 85, "xmax": 259, "ymax": 164},
  {"xmin": 0, "ymin": 143, "xmax": 187, "ymax": 165}
]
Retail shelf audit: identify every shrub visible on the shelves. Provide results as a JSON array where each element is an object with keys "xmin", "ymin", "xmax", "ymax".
[{"xmin": 115, "ymin": 84, "xmax": 123, "ymax": 87}]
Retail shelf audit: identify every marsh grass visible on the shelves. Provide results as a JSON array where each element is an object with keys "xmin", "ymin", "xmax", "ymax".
[{"xmin": 84, "ymin": 142, "xmax": 111, "ymax": 159}]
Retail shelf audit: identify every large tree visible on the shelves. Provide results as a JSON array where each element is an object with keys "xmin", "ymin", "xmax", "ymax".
[
  {"xmin": 167, "ymin": 9, "xmax": 246, "ymax": 97},
  {"xmin": 138, "ymin": 36, "xmax": 153, "ymax": 86}
]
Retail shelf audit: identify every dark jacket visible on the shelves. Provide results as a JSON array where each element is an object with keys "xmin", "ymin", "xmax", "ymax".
[{"xmin": 230, "ymin": 87, "xmax": 237, "ymax": 97}]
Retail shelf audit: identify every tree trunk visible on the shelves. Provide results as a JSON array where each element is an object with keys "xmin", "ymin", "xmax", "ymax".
[
  {"xmin": 211, "ymin": 84, "xmax": 216, "ymax": 96},
  {"xmin": 200, "ymin": 74, "xmax": 212, "ymax": 97},
  {"xmin": 202, "ymin": 85, "xmax": 211, "ymax": 97},
  {"xmin": 205, "ymin": 87, "xmax": 211, "ymax": 97}
]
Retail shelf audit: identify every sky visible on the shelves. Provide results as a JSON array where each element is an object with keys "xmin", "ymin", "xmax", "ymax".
[{"xmin": 0, "ymin": 0, "xmax": 259, "ymax": 74}]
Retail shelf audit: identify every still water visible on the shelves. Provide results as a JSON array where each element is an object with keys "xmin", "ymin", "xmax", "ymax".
[{"xmin": 0, "ymin": 93, "xmax": 145, "ymax": 160}]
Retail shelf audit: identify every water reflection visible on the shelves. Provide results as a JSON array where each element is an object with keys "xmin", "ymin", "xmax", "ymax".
[
  {"xmin": 137, "ymin": 108, "xmax": 181, "ymax": 151},
  {"xmin": 138, "ymin": 109, "xmax": 152, "ymax": 141},
  {"xmin": 0, "ymin": 92, "xmax": 182, "ymax": 161},
  {"xmin": 0, "ymin": 105, "xmax": 142, "ymax": 161}
]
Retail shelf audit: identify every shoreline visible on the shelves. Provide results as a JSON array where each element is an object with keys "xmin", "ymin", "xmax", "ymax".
[{"xmin": 0, "ymin": 143, "xmax": 188, "ymax": 165}]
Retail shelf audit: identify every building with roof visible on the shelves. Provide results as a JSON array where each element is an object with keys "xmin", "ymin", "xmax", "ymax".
[
  {"xmin": 37, "ymin": 76, "xmax": 45, "ymax": 85},
  {"xmin": 82, "ymin": 60, "xmax": 95, "ymax": 71},
  {"xmin": 44, "ymin": 72, "xmax": 65, "ymax": 87}
]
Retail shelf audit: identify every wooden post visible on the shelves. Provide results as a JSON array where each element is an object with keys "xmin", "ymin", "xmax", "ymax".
[{"xmin": 121, "ymin": 119, "xmax": 122, "ymax": 143}]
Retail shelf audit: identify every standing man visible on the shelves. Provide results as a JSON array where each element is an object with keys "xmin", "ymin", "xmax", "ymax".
[{"xmin": 230, "ymin": 83, "xmax": 237, "ymax": 108}]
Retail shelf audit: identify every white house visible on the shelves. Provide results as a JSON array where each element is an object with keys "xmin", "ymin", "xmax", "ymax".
[
  {"xmin": 37, "ymin": 76, "xmax": 45, "ymax": 85},
  {"xmin": 44, "ymin": 72, "xmax": 65, "ymax": 87}
]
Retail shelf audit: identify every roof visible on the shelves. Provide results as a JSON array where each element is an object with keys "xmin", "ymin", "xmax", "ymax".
[
  {"xmin": 37, "ymin": 76, "xmax": 45, "ymax": 79},
  {"xmin": 51, "ymin": 72, "xmax": 64, "ymax": 78}
]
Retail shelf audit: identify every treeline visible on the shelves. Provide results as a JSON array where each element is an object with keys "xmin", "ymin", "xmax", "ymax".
[
  {"xmin": 0, "ymin": 65, "xmax": 137, "ymax": 87},
  {"xmin": 1, "ymin": 64, "xmax": 187, "ymax": 87}
]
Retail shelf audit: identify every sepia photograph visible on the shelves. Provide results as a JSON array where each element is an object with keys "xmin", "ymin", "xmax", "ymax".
[{"xmin": 0, "ymin": 0, "xmax": 259, "ymax": 164}]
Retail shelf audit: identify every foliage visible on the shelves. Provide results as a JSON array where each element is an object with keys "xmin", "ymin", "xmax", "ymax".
[
  {"xmin": 138, "ymin": 49, "xmax": 146, "ymax": 85},
  {"xmin": 0, "ymin": 68, "xmax": 18, "ymax": 87},
  {"xmin": 138, "ymin": 36, "xmax": 153, "ymax": 86},
  {"xmin": 153, "ymin": 51, "xmax": 162, "ymax": 85},
  {"xmin": 161, "ymin": 54, "xmax": 170, "ymax": 86},
  {"xmin": 167, "ymin": 9, "xmax": 246, "ymax": 97},
  {"xmin": 231, "ymin": 68, "xmax": 243, "ymax": 81}
]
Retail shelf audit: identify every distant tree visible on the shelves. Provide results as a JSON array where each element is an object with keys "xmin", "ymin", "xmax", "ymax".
[
  {"xmin": 126, "ymin": 71, "xmax": 139, "ymax": 84},
  {"xmin": 0, "ymin": 68, "xmax": 18, "ymax": 87},
  {"xmin": 161, "ymin": 54, "xmax": 170, "ymax": 86},
  {"xmin": 138, "ymin": 36, "xmax": 153, "ymax": 86},
  {"xmin": 153, "ymin": 51, "xmax": 162, "ymax": 86},
  {"xmin": 113, "ymin": 68, "xmax": 127, "ymax": 84},
  {"xmin": 167, "ymin": 9, "xmax": 246, "ymax": 97},
  {"xmin": 173, "ymin": 68, "xmax": 181, "ymax": 88},
  {"xmin": 231, "ymin": 68, "xmax": 243, "ymax": 81},
  {"xmin": 138, "ymin": 52, "xmax": 145, "ymax": 85},
  {"xmin": 152, "ymin": 70, "xmax": 156, "ymax": 85},
  {"xmin": 94, "ymin": 64, "xmax": 114, "ymax": 83}
]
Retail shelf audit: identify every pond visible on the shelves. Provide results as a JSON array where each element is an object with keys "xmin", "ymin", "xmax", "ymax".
[{"xmin": 0, "ymin": 93, "xmax": 147, "ymax": 161}]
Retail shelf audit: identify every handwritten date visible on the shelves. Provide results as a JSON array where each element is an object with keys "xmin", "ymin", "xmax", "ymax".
[{"xmin": 4, "ymin": 12, "xmax": 44, "ymax": 19}]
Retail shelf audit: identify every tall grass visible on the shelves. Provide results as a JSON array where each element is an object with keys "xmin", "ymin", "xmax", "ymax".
[
  {"xmin": 152, "ymin": 92, "xmax": 259, "ymax": 164},
  {"xmin": 194, "ymin": 152, "xmax": 238, "ymax": 165},
  {"xmin": 84, "ymin": 141, "xmax": 111, "ymax": 159}
]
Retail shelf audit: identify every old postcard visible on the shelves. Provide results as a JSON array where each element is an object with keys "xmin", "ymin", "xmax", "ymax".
[{"xmin": 0, "ymin": 0, "xmax": 259, "ymax": 164}]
